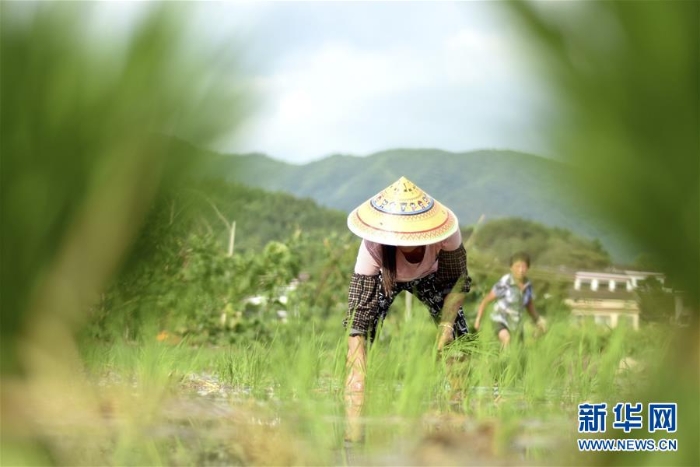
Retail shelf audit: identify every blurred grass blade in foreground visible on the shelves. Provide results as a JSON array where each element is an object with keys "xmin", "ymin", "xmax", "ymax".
[
  {"xmin": 504, "ymin": 1, "xmax": 699, "ymax": 465},
  {"xmin": 1, "ymin": 2, "xmax": 248, "ymax": 464}
]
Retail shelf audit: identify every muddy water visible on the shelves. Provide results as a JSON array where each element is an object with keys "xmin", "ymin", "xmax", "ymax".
[
  {"xmin": 20, "ymin": 371, "xmax": 574, "ymax": 465},
  {"xmin": 159, "ymin": 373, "xmax": 574, "ymax": 465}
]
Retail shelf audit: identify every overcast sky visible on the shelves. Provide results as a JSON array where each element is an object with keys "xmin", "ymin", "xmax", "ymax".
[{"xmin": 99, "ymin": 1, "xmax": 557, "ymax": 164}]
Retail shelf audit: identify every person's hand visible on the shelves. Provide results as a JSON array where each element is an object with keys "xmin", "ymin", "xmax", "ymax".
[
  {"xmin": 436, "ymin": 323, "xmax": 454, "ymax": 353},
  {"xmin": 536, "ymin": 316, "xmax": 547, "ymax": 334},
  {"xmin": 473, "ymin": 317, "xmax": 481, "ymax": 331}
]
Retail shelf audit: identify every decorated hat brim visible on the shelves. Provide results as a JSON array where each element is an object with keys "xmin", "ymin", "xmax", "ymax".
[
  {"xmin": 346, "ymin": 176, "xmax": 460, "ymax": 246},
  {"xmin": 347, "ymin": 204, "xmax": 459, "ymax": 246}
]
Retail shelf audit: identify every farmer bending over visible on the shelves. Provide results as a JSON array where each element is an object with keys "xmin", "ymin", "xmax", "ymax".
[{"xmin": 343, "ymin": 176, "xmax": 472, "ymax": 442}]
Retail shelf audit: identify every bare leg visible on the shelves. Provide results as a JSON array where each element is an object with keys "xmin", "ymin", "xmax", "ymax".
[
  {"xmin": 345, "ymin": 335, "xmax": 366, "ymax": 442},
  {"xmin": 498, "ymin": 328, "xmax": 511, "ymax": 348},
  {"xmin": 494, "ymin": 328, "xmax": 511, "ymax": 402}
]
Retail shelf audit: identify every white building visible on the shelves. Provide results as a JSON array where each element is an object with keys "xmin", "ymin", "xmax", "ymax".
[{"xmin": 566, "ymin": 270, "xmax": 665, "ymax": 330}]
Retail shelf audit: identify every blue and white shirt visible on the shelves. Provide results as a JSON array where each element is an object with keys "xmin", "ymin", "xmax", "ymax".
[{"xmin": 490, "ymin": 273, "xmax": 533, "ymax": 330}]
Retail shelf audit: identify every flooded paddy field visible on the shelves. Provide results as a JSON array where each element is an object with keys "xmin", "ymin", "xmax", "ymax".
[
  {"xmin": 5, "ymin": 318, "xmax": 673, "ymax": 466},
  {"xmin": 15, "ymin": 372, "xmax": 575, "ymax": 466}
]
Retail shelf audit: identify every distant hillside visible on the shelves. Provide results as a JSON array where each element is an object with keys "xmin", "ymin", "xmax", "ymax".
[
  {"xmin": 206, "ymin": 148, "xmax": 637, "ymax": 262},
  {"xmin": 169, "ymin": 179, "xmax": 348, "ymax": 252}
]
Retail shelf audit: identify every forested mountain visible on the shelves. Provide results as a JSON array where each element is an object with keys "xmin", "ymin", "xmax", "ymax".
[
  {"xmin": 467, "ymin": 217, "xmax": 611, "ymax": 270},
  {"xmin": 104, "ymin": 148, "xmax": 615, "ymax": 342},
  {"xmin": 132, "ymin": 179, "xmax": 348, "ymax": 256},
  {"xmin": 204, "ymin": 148, "xmax": 634, "ymax": 262}
]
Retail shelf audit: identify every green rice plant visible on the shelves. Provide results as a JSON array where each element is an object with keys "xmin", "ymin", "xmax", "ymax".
[
  {"xmin": 217, "ymin": 342, "xmax": 273, "ymax": 396},
  {"xmin": 38, "ymin": 258, "xmax": 682, "ymax": 465},
  {"xmin": 272, "ymin": 327, "xmax": 346, "ymax": 454},
  {"xmin": 69, "ymin": 301, "xmax": 675, "ymax": 465},
  {"xmin": 522, "ymin": 328, "xmax": 571, "ymax": 402}
]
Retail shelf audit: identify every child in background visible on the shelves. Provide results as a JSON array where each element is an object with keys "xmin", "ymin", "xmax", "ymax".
[{"xmin": 474, "ymin": 251, "xmax": 546, "ymax": 347}]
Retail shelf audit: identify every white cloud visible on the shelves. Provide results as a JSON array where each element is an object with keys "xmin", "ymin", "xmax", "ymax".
[
  {"xmin": 236, "ymin": 42, "xmax": 439, "ymax": 160},
  {"xmin": 272, "ymin": 43, "xmax": 429, "ymax": 111},
  {"xmin": 443, "ymin": 29, "xmax": 508, "ymax": 84},
  {"xmin": 208, "ymin": 2, "xmax": 552, "ymax": 162}
]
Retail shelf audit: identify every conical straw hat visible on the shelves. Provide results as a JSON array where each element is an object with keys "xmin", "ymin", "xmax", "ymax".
[{"xmin": 347, "ymin": 176, "xmax": 459, "ymax": 246}]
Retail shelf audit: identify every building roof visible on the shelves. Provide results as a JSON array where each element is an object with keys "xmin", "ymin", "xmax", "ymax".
[
  {"xmin": 567, "ymin": 288, "xmax": 638, "ymax": 301},
  {"xmin": 574, "ymin": 271, "xmax": 631, "ymax": 281},
  {"xmin": 574, "ymin": 270, "xmax": 665, "ymax": 282}
]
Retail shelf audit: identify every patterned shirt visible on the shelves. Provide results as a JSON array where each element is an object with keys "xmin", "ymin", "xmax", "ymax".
[
  {"xmin": 354, "ymin": 230, "xmax": 462, "ymax": 281},
  {"xmin": 345, "ymin": 233, "xmax": 472, "ymax": 337},
  {"xmin": 490, "ymin": 273, "xmax": 533, "ymax": 330}
]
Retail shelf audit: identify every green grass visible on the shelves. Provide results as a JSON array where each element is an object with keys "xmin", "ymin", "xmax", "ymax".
[{"xmin": 9, "ymin": 307, "xmax": 680, "ymax": 466}]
